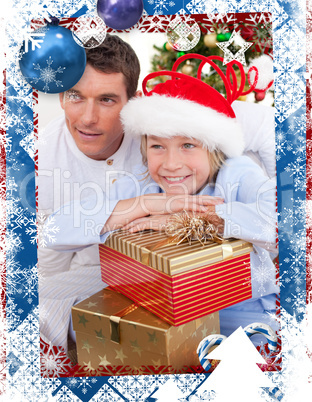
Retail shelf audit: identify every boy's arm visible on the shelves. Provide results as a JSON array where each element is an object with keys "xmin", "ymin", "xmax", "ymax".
[
  {"xmin": 102, "ymin": 193, "xmax": 224, "ymax": 233},
  {"xmin": 122, "ymin": 206, "xmax": 224, "ymax": 235},
  {"xmin": 45, "ymin": 192, "xmax": 223, "ymax": 251}
]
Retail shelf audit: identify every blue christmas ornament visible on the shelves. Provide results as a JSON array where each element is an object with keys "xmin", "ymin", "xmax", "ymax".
[
  {"xmin": 19, "ymin": 21, "xmax": 86, "ymax": 93},
  {"xmin": 97, "ymin": 0, "xmax": 143, "ymax": 30}
]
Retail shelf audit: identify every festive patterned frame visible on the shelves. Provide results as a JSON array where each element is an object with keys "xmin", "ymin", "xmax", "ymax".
[{"xmin": 1, "ymin": 0, "xmax": 309, "ymax": 400}]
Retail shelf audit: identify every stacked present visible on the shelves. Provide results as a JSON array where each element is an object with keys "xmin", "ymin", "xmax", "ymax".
[
  {"xmin": 72, "ymin": 229, "xmax": 253, "ymax": 373},
  {"xmin": 72, "ymin": 287, "xmax": 219, "ymax": 374},
  {"xmin": 100, "ymin": 230, "xmax": 253, "ymax": 325}
]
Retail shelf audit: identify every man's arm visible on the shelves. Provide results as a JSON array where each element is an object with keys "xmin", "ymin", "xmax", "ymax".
[{"xmin": 232, "ymin": 100, "xmax": 275, "ymax": 178}]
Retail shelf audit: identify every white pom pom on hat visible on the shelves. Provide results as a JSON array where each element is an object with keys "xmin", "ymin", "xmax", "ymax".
[
  {"xmin": 121, "ymin": 72, "xmax": 245, "ymax": 158},
  {"xmin": 248, "ymin": 54, "xmax": 274, "ymax": 92}
]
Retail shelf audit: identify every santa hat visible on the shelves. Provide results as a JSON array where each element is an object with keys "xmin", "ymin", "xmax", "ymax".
[{"xmin": 121, "ymin": 55, "xmax": 261, "ymax": 159}]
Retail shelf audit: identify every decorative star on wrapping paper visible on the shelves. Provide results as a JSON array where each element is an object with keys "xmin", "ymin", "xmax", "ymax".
[
  {"xmin": 201, "ymin": 324, "xmax": 215, "ymax": 338},
  {"xmin": 98, "ymin": 354, "xmax": 111, "ymax": 366},
  {"xmin": 115, "ymin": 348, "xmax": 128, "ymax": 363},
  {"xmin": 94, "ymin": 328, "xmax": 105, "ymax": 339},
  {"xmin": 216, "ymin": 30, "xmax": 253, "ymax": 65},
  {"xmin": 96, "ymin": 336, "xmax": 106, "ymax": 345},
  {"xmin": 82, "ymin": 339, "xmax": 94, "ymax": 354},
  {"xmin": 78, "ymin": 313, "xmax": 89, "ymax": 327},
  {"xmin": 148, "ymin": 331, "xmax": 158, "ymax": 345},
  {"xmin": 130, "ymin": 339, "xmax": 143, "ymax": 356},
  {"xmin": 101, "ymin": 292, "xmax": 113, "ymax": 300},
  {"xmin": 83, "ymin": 361, "xmax": 95, "ymax": 371},
  {"xmin": 85, "ymin": 301, "xmax": 97, "ymax": 308}
]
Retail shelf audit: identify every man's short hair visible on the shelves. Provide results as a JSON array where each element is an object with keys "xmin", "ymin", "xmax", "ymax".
[{"xmin": 85, "ymin": 34, "xmax": 140, "ymax": 99}]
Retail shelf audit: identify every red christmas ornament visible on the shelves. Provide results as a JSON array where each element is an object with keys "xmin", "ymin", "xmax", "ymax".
[{"xmin": 255, "ymin": 91, "xmax": 266, "ymax": 102}]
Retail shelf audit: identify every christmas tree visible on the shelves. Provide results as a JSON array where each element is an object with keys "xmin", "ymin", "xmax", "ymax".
[
  {"xmin": 149, "ymin": 14, "xmax": 273, "ymax": 104},
  {"xmin": 193, "ymin": 326, "xmax": 275, "ymax": 401}
]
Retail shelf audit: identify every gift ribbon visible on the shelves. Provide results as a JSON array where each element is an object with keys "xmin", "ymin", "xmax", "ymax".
[
  {"xmin": 221, "ymin": 243, "xmax": 233, "ymax": 259},
  {"xmin": 140, "ymin": 237, "xmax": 231, "ymax": 267},
  {"xmin": 109, "ymin": 296, "xmax": 138, "ymax": 343}
]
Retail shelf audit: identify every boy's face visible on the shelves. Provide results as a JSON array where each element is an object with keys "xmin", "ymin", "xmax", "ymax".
[
  {"xmin": 146, "ymin": 135, "xmax": 210, "ymax": 195},
  {"xmin": 59, "ymin": 64, "xmax": 130, "ymax": 161}
]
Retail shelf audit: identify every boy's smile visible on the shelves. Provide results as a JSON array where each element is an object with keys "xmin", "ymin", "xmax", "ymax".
[{"xmin": 146, "ymin": 135, "xmax": 211, "ymax": 195}]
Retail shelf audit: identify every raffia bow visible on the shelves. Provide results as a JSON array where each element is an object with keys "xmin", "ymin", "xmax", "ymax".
[
  {"xmin": 165, "ymin": 211, "xmax": 224, "ymax": 245},
  {"xmin": 149, "ymin": 211, "xmax": 224, "ymax": 252}
]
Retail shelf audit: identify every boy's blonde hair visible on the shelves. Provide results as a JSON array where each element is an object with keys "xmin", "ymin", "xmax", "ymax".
[{"xmin": 140, "ymin": 135, "xmax": 226, "ymax": 186}]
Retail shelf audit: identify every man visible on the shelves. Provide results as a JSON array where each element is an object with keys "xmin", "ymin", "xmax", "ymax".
[
  {"xmin": 38, "ymin": 34, "xmax": 276, "ymax": 352},
  {"xmin": 38, "ymin": 35, "xmax": 142, "ymax": 350},
  {"xmin": 38, "ymin": 34, "xmax": 142, "ymax": 278}
]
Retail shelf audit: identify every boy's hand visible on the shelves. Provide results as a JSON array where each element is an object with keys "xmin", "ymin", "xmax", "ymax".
[
  {"xmin": 142, "ymin": 193, "xmax": 224, "ymax": 215},
  {"xmin": 103, "ymin": 194, "xmax": 223, "ymax": 234},
  {"xmin": 123, "ymin": 207, "xmax": 224, "ymax": 235}
]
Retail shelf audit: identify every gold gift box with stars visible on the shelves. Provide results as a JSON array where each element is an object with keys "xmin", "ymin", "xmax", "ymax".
[{"xmin": 72, "ymin": 287, "xmax": 220, "ymax": 374}]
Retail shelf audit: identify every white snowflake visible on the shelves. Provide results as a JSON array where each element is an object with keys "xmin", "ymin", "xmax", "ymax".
[
  {"xmin": 6, "ymin": 106, "xmax": 32, "ymax": 130},
  {"xmin": 6, "ymin": 178, "xmax": 18, "ymax": 195},
  {"xmin": 22, "ymin": 30, "xmax": 45, "ymax": 53},
  {"xmin": 284, "ymin": 156, "xmax": 306, "ymax": 191},
  {"xmin": 253, "ymin": 216, "xmax": 277, "ymax": 248},
  {"xmin": 263, "ymin": 306, "xmax": 312, "ymax": 400},
  {"xmin": 243, "ymin": 14, "xmax": 273, "ymax": 53},
  {"xmin": 252, "ymin": 251, "xmax": 277, "ymax": 296},
  {"xmin": 40, "ymin": 341, "xmax": 73, "ymax": 377},
  {"xmin": 6, "ymin": 83, "xmax": 33, "ymax": 106},
  {"xmin": 275, "ymin": 127, "xmax": 288, "ymax": 161},
  {"xmin": 6, "ymin": 296, "xmax": 23, "ymax": 331},
  {"xmin": 6, "ymin": 260, "xmax": 38, "ymax": 310},
  {"xmin": 23, "ymin": 265, "xmax": 38, "ymax": 304},
  {"xmin": 31, "ymin": 56, "xmax": 65, "ymax": 93},
  {"xmin": 92, "ymin": 383, "xmax": 124, "ymax": 401},
  {"xmin": 280, "ymin": 199, "xmax": 305, "ymax": 227},
  {"xmin": 25, "ymin": 217, "xmax": 38, "ymax": 245},
  {"xmin": 189, "ymin": 389, "xmax": 216, "ymax": 401},
  {"xmin": 37, "ymin": 213, "xmax": 60, "ymax": 247},
  {"xmin": 6, "ymin": 228, "xmax": 24, "ymax": 257},
  {"xmin": 148, "ymin": 0, "xmax": 175, "ymax": 15},
  {"xmin": 108, "ymin": 374, "xmax": 169, "ymax": 401},
  {"xmin": 77, "ymin": 377, "xmax": 98, "ymax": 395},
  {"xmin": 139, "ymin": 13, "xmax": 172, "ymax": 33},
  {"xmin": 185, "ymin": 0, "xmax": 207, "ymax": 14},
  {"xmin": 6, "ymin": 311, "xmax": 42, "ymax": 400},
  {"xmin": 20, "ymin": 132, "xmax": 35, "ymax": 160}
]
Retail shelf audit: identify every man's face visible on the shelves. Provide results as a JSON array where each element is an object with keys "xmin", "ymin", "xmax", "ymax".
[{"xmin": 59, "ymin": 64, "xmax": 129, "ymax": 161}]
